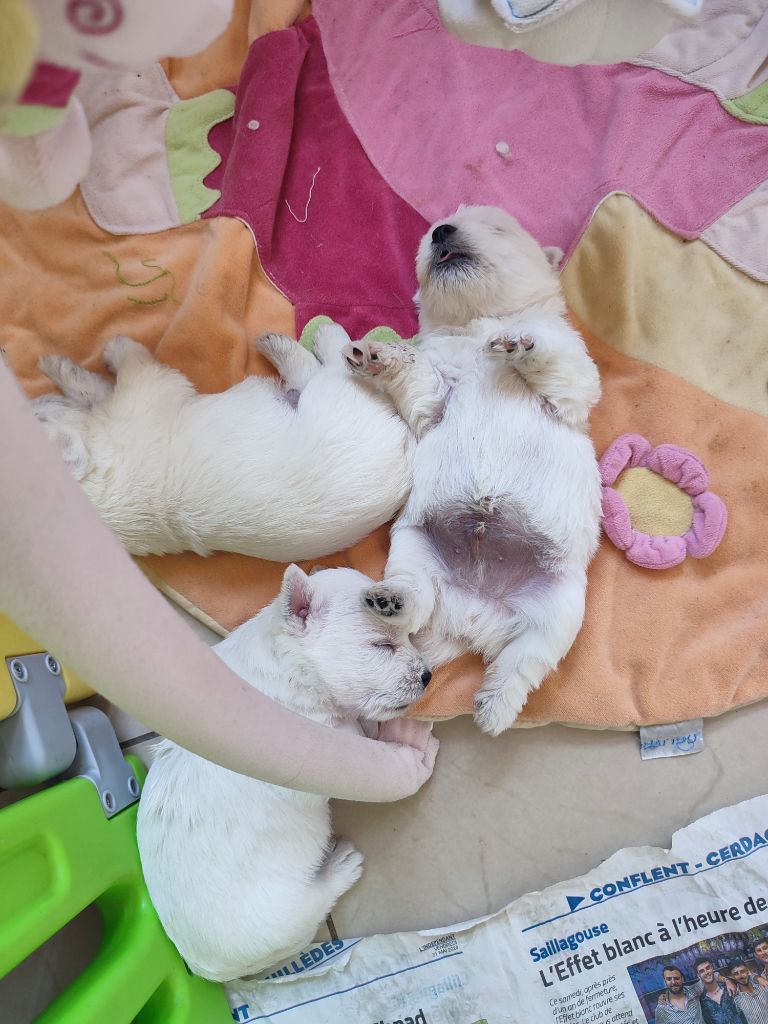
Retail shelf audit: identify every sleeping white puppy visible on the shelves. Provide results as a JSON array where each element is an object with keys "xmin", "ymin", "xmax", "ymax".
[
  {"xmin": 137, "ymin": 563, "xmax": 434, "ymax": 983},
  {"xmin": 343, "ymin": 205, "xmax": 602, "ymax": 736},
  {"xmin": 30, "ymin": 324, "xmax": 411, "ymax": 560}
]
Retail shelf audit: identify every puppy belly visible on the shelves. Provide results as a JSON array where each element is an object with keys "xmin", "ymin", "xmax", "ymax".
[{"xmin": 425, "ymin": 502, "xmax": 559, "ymax": 603}]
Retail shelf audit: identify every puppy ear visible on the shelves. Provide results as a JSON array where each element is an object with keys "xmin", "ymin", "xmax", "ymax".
[
  {"xmin": 279, "ymin": 564, "xmax": 314, "ymax": 630},
  {"xmin": 543, "ymin": 246, "xmax": 564, "ymax": 271},
  {"xmin": 413, "ymin": 288, "xmax": 422, "ymax": 309}
]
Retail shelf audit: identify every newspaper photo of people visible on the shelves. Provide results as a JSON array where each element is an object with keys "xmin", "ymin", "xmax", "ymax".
[{"xmin": 628, "ymin": 929, "xmax": 768, "ymax": 1024}]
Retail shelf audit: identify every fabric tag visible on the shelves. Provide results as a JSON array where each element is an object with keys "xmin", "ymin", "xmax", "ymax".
[{"xmin": 639, "ymin": 719, "xmax": 704, "ymax": 760}]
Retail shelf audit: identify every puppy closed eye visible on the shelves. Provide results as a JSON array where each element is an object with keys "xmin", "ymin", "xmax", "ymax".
[{"xmin": 372, "ymin": 640, "xmax": 397, "ymax": 655}]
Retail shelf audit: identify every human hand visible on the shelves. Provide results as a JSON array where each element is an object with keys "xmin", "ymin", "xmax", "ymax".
[
  {"xmin": 376, "ymin": 718, "xmax": 439, "ymax": 795},
  {"xmin": 377, "ymin": 717, "xmax": 433, "ymax": 751}
]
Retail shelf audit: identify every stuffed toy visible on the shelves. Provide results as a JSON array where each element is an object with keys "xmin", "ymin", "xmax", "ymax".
[
  {"xmin": 0, "ymin": 0, "xmax": 233, "ymax": 210},
  {"xmin": 437, "ymin": 0, "xmax": 704, "ymax": 66}
]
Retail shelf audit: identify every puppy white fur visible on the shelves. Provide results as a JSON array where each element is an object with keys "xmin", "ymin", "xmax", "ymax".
[
  {"xmin": 137, "ymin": 564, "xmax": 432, "ymax": 983},
  {"xmin": 344, "ymin": 206, "xmax": 601, "ymax": 736},
  {"xmin": 30, "ymin": 325, "xmax": 411, "ymax": 561}
]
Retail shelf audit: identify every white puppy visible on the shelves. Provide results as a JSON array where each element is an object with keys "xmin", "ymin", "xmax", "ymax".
[
  {"xmin": 343, "ymin": 206, "xmax": 602, "ymax": 736},
  {"xmin": 137, "ymin": 564, "xmax": 434, "ymax": 983},
  {"xmin": 30, "ymin": 325, "xmax": 411, "ymax": 560}
]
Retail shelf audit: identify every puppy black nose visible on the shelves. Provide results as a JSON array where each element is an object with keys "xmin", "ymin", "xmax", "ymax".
[
  {"xmin": 420, "ymin": 669, "xmax": 432, "ymax": 687},
  {"xmin": 432, "ymin": 224, "xmax": 457, "ymax": 245}
]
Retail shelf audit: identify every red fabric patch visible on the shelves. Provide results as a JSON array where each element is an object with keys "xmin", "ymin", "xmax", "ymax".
[
  {"xmin": 204, "ymin": 18, "xmax": 427, "ymax": 339},
  {"xmin": 20, "ymin": 62, "xmax": 81, "ymax": 109}
]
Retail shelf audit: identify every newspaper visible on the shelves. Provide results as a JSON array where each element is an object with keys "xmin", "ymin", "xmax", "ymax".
[{"xmin": 227, "ymin": 795, "xmax": 768, "ymax": 1024}]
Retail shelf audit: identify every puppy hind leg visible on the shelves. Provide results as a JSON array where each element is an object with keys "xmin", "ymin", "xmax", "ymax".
[
  {"xmin": 311, "ymin": 322, "xmax": 351, "ymax": 366},
  {"xmin": 473, "ymin": 576, "xmax": 586, "ymax": 736},
  {"xmin": 38, "ymin": 354, "xmax": 113, "ymax": 408},
  {"xmin": 259, "ymin": 840, "xmax": 364, "ymax": 961},
  {"xmin": 254, "ymin": 332, "xmax": 320, "ymax": 390},
  {"xmin": 102, "ymin": 335, "xmax": 155, "ymax": 376},
  {"xmin": 239, "ymin": 841, "xmax": 363, "ymax": 983},
  {"xmin": 315, "ymin": 838, "xmax": 364, "ymax": 907},
  {"xmin": 30, "ymin": 400, "xmax": 92, "ymax": 480}
]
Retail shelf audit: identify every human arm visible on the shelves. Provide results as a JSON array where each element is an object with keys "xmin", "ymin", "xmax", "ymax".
[{"xmin": 0, "ymin": 361, "xmax": 437, "ymax": 802}]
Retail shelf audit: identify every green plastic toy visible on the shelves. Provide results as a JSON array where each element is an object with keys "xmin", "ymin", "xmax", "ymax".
[
  {"xmin": 0, "ymin": 758, "xmax": 231, "ymax": 1023},
  {"xmin": 298, "ymin": 315, "xmax": 417, "ymax": 353}
]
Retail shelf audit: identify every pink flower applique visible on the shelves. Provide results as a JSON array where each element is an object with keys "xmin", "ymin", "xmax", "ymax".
[{"xmin": 599, "ymin": 433, "xmax": 727, "ymax": 570}]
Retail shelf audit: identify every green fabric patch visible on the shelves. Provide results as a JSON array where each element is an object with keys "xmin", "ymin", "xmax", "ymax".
[
  {"xmin": 166, "ymin": 89, "xmax": 235, "ymax": 225},
  {"xmin": 299, "ymin": 315, "xmax": 417, "ymax": 354},
  {"xmin": 722, "ymin": 81, "xmax": 768, "ymax": 126},
  {"xmin": 0, "ymin": 102, "xmax": 68, "ymax": 137},
  {"xmin": 299, "ymin": 315, "xmax": 335, "ymax": 351}
]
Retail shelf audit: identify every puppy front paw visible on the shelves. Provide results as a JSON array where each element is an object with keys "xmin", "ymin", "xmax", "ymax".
[
  {"xmin": 487, "ymin": 333, "xmax": 535, "ymax": 360},
  {"xmin": 343, "ymin": 341, "xmax": 413, "ymax": 378},
  {"xmin": 362, "ymin": 583, "xmax": 408, "ymax": 618}
]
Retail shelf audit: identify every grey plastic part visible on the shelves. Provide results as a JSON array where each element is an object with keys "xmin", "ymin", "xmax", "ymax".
[
  {"xmin": 0, "ymin": 654, "xmax": 77, "ymax": 788},
  {"xmin": 64, "ymin": 706, "xmax": 141, "ymax": 817}
]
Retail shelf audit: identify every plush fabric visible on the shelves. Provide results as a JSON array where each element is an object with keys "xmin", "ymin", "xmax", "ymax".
[
  {"xmin": 562, "ymin": 194, "xmax": 768, "ymax": 416},
  {"xmin": 599, "ymin": 435, "xmax": 727, "ymax": 571},
  {"xmin": 202, "ymin": 18, "xmax": 427, "ymax": 339},
  {"xmin": 1, "ymin": 0, "xmax": 767, "ymax": 731},
  {"xmin": 313, "ymin": 0, "xmax": 768, "ymax": 271},
  {"xmin": 438, "ymin": 0, "xmax": 700, "ymax": 66},
  {"xmin": 630, "ymin": 0, "xmax": 768, "ymax": 284},
  {"xmin": 0, "ymin": 0, "xmax": 234, "ymax": 210},
  {"xmin": 634, "ymin": 0, "xmax": 768, "ymax": 105},
  {"xmin": 613, "ymin": 469, "xmax": 694, "ymax": 537}
]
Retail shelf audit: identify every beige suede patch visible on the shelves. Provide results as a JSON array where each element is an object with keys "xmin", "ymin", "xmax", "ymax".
[{"xmin": 614, "ymin": 467, "xmax": 693, "ymax": 536}]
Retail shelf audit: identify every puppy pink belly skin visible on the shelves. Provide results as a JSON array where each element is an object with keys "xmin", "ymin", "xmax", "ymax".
[{"xmin": 425, "ymin": 503, "xmax": 560, "ymax": 603}]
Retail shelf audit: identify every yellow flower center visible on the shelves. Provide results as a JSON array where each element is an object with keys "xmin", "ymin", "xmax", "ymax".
[{"xmin": 614, "ymin": 467, "xmax": 693, "ymax": 536}]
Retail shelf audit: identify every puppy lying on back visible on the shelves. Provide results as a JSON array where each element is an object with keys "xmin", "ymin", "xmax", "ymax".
[
  {"xmin": 30, "ymin": 325, "xmax": 412, "ymax": 561},
  {"xmin": 345, "ymin": 205, "xmax": 601, "ymax": 736},
  {"xmin": 137, "ymin": 564, "xmax": 434, "ymax": 983}
]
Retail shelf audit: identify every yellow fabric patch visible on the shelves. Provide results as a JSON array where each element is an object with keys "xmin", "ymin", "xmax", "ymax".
[
  {"xmin": 614, "ymin": 467, "xmax": 693, "ymax": 536},
  {"xmin": 562, "ymin": 193, "xmax": 768, "ymax": 417}
]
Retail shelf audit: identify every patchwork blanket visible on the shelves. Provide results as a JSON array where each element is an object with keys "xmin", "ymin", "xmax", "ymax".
[{"xmin": 2, "ymin": 0, "xmax": 767, "ymax": 729}]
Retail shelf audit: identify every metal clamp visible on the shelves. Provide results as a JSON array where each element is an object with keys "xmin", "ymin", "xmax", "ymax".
[
  {"xmin": 0, "ymin": 654, "xmax": 140, "ymax": 815},
  {"xmin": 0, "ymin": 653, "xmax": 76, "ymax": 788},
  {"xmin": 64, "ymin": 707, "xmax": 140, "ymax": 818}
]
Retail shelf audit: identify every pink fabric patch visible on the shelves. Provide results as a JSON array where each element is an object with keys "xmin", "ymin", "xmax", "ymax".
[
  {"xmin": 20, "ymin": 63, "xmax": 81, "ymax": 109},
  {"xmin": 599, "ymin": 433, "xmax": 728, "ymax": 571},
  {"xmin": 313, "ymin": 0, "xmax": 768, "ymax": 259},
  {"xmin": 204, "ymin": 18, "xmax": 427, "ymax": 339}
]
